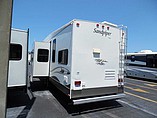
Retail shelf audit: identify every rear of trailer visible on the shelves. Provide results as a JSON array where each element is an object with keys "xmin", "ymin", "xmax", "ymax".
[{"xmin": 71, "ymin": 20, "xmax": 126, "ymax": 104}]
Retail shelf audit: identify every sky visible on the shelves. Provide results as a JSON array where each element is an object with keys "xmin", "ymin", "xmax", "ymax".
[{"xmin": 12, "ymin": 0, "xmax": 157, "ymax": 52}]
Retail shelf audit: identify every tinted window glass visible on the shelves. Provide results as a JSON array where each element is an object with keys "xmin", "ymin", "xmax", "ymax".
[
  {"xmin": 9, "ymin": 44, "xmax": 22, "ymax": 60},
  {"xmin": 52, "ymin": 39, "xmax": 56, "ymax": 62},
  {"xmin": 131, "ymin": 55, "xmax": 135, "ymax": 62},
  {"xmin": 37, "ymin": 49, "xmax": 49, "ymax": 62},
  {"xmin": 58, "ymin": 49, "xmax": 68, "ymax": 65}
]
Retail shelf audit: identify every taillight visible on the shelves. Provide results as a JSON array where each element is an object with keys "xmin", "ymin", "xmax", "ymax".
[
  {"xmin": 118, "ymin": 78, "xmax": 124, "ymax": 86},
  {"xmin": 75, "ymin": 81, "xmax": 81, "ymax": 87},
  {"xmin": 118, "ymin": 79, "xmax": 123, "ymax": 82}
]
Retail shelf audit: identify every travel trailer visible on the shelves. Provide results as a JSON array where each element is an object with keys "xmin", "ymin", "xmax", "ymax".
[
  {"xmin": 8, "ymin": 28, "xmax": 29, "ymax": 91},
  {"xmin": 31, "ymin": 19, "xmax": 127, "ymax": 104},
  {"xmin": 126, "ymin": 50, "xmax": 157, "ymax": 80}
]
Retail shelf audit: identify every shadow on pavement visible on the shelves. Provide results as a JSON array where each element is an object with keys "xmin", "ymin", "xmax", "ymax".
[
  {"xmin": 30, "ymin": 78, "xmax": 48, "ymax": 92},
  {"xmin": 48, "ymin": 82, "xmax": 123, "ymax": 116},
  {"xmin": 7, "ymin": 90, "xmax": 36, "ymax": 118}
]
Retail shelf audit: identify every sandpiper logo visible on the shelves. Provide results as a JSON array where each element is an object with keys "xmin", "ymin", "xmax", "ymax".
[
  {"xmin": 95, "ymin": 59, "xmax": 107, "ymax": 65},
  {"xmin": 93, "ymin": 28, "xmax": 111, "ymax": 36}
]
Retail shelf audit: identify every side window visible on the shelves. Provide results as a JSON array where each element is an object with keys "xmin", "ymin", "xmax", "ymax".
[
  {"xmin": 52, "ymin": 39, "xmax": 56, "ymax": 62},
  {"xmin": 37, "ymin": 49, "xmax": 49, "ymax": 62},
  {"xmin": 131, "ymin": 55, "xmax": 135, "ymax": 62},
  {"xmin": 9, "ymin": 44, "xmax": 22, "ymax": 60},
  {"xmin": 58, "ymin": 49, "xmax": 68, "ymax": 65}
]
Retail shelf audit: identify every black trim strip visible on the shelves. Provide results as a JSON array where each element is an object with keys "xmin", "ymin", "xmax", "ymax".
[
  {"xmin": 49, "ymin": 76, "xmax": 70, "ymax": 96},
  {"xmin": 71, "ymin": 86, "xmax": 124, "ymax": 99},
  {"xmin": 26, "ymin": 28, "xmax": 29, "ymax": 88}
]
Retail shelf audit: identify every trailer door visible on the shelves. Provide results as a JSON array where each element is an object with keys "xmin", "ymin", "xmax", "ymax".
[{"xmin": 33, "ymin": 42, "xmax": 50, "ymax": 77}]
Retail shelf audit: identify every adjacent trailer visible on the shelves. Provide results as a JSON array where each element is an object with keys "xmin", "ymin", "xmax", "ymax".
[
  {"xmin": 8, "ymin": 28, "xmax": 29, "ymax": 91},
  {"xmin": 126, "ymin": 50, "xmax": 157, "ymax": 80},
  {"xmin": 32, "ymin": 19, "xmax": 127, "ymax": 104}
]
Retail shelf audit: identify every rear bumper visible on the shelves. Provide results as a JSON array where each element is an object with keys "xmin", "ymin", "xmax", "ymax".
[
  {"xmin": 73, "ymin": 93, "xmax": 125, "ymax": 105},
  {"xmin": 71, "ymin": 86, "xmax": 124, "ymax": 99}
]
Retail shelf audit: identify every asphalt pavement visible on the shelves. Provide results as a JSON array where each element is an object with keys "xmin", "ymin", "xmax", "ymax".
[{"xmin": 7, "ymin": 77, "xmax": 157, "ymax": 118}]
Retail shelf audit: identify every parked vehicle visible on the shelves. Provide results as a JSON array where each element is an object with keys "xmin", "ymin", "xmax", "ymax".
[
  {"xmin": 31, "ymin": 19, "xmax": 127, "ymax": 104},
  {"xmin": 126, "ymin": 50, "xmax": 157, "ymax": 80}
]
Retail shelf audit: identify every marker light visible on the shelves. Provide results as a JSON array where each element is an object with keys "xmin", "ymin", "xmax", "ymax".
[
  {"xmin": 118, "ymin": 78, "xmax": 124, "ymax": 83},
  {"xmin": 107, "ymin": 26, "xmax": 110, "ymax": 30},
  {"xmin": 76, "ymin": 23, "xmax": 80, "ymax": 27},
  {"xmin": 96, "ymin": 24, "xmax": 99, "ymax": 27}
]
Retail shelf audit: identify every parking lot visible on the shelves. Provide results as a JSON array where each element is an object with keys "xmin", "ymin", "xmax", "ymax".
[{"xmin": 7, "ymin": 77, "xmax": 157, "ymax": 118}]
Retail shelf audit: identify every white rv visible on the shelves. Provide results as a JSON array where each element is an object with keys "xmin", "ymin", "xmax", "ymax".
[
  {"xmin": 126, "ymin": 50, "xmax": 157, "ymax": 80},
  {"xmin": 32, "ymin": 19, "xmax": 127, "ymax": 104},
  {"xmin": 8, "ymin": 28, "xmax": 29, "ymax": 91}
]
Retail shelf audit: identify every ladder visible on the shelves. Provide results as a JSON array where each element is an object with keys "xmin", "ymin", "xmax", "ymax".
[{"xmin": 119, "ymin": 26, "xmax": 127, "ymax": 80}]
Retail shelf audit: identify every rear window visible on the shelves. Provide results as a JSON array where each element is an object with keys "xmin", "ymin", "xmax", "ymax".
[
  {"xmin": 9, "ymin": 44, "xmax": 22, "ymax": 60},
  {"xmin": 37, "ymin": 49, "xmax": 49, "ymax": 62}
]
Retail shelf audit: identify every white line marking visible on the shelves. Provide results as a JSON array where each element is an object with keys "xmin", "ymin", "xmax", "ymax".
[
  {"xmin": 126, "ymin": 82, "xmax": 157, "ymax": 91},
  {"xmin": 105, "ymin": 112, "xmax": 121, "ymax": 118},
  {"xmin": 117, "ymin": 99, "xmax": 157, "ymax": 117},
  {"xmin": 125, "ymin": 78, "xmax": 157, "ymax": 85}
]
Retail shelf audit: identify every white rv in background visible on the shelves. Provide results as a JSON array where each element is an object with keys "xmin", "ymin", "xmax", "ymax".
[
  {"xmin": 31, "ymin": 19, "xmax": 127, "ymax": 104},
  {"xmin": 126, "ymin": 50, "xmax": 157, "ymax": 80},
  {"xmin": 8, "ymin": 28, "xmax": 29, "ymax": 91}
]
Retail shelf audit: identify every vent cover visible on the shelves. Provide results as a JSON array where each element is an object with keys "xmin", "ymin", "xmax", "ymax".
[{"xmin": 105, "ymin": 70, "xmax": 116, "ymax": 80}]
